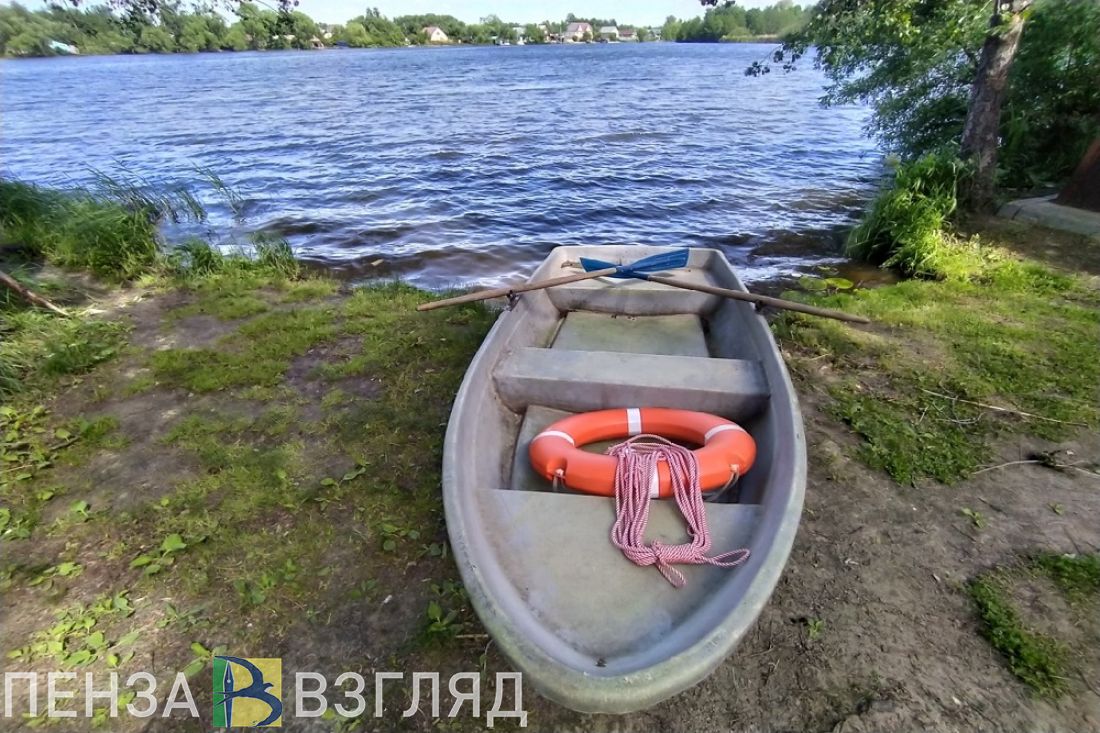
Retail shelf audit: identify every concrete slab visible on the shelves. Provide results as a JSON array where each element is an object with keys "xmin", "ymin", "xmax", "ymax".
[{"xmin": 998, "ymin": 195, "xmax": 1100, "ymax": 240}]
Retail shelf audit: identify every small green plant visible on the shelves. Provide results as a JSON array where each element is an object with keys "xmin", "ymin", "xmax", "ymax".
[
  {"xmin": 157, "ymin": 603, "xmax": 207, "ymax": 630},
  {"xmin": 7, "ymin": 592, "xmax": 136, "ymax": 668},
  {"xmin": 379, "ymin": 521, "xmax": 420, "ymax": 552},
  {"xmin": 425, "ymin": 600, "xmax": 463, "ymax": 637},
  {"xmin": 182, "ymin": 641, "xmax": 227, "ymax": 678},
  {"xmin": 27, "ymin": 561, "xmax": 83, "ymax": 589},
  {"xmin": 961, "ymin": 507, "xmax": 986, "ymax": 530},
  {"xmin": 1031, "ymin": 553, "xmax": 1100, "ymax": 601},
  {"xmin": 421, "ymin": 580, "xmax": 469, "ymax": 641},
  {"xmin": 805, "ymin": 617, "xmax": 825, "ymax": 641},
  {"xmin": 232, "ymin": 558, "xmax": 299, "ymax": 607},
  {"xmin": 129, "ymin": 532, "xmax": 192, "ymax": 576},
  {"xmin": 69, "ymin": 500, "xmax": 91, "ymax": 521}
]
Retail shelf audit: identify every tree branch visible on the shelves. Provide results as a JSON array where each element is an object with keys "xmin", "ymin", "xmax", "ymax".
[{"xmin": 0, "ymin": 269, "xmax": 69, "ymax": 317}]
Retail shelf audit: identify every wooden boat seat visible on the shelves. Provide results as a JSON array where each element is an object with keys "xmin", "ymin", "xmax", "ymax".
[
  {"xmin": 494, "ymin": 346, "xmax": 769, "ymax": 416},
  {"xmin": 476, "ymin": 488, "xmax": 762, "ymax": 665}
]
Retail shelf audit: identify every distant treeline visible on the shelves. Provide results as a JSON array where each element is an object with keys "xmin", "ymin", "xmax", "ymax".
[
  {"xmin": 663, "ymin": 1, "xmax": 811, "ymax": 43},
  {"xmin": 0, "ymin": 1, "xmax": 807, "ymax": 58},
  {"xmin": 0, "ymin": 4, "xmax": 653, "ymax": 57}
]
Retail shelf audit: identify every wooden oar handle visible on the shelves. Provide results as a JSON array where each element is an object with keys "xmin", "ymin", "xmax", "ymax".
[
  {"xmin": 417, "ymin": 267, "xmax": 619, "ymax": 311},
  {"xmin": 644, "ymin": 275, "xmax": 870, "ymax": 324}
]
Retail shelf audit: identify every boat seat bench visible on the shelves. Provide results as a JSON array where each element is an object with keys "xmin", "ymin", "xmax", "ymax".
[{"xmin": 494, "ymin": 347, "xmax": 769, "ymax": 416}]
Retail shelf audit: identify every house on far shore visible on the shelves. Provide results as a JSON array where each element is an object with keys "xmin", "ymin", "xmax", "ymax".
[
  {"xmin": 648, "ymin": 26, "xmax": 662, "ymax": 41},
  {"xmin": 564, "ymin": 21, "xmax": 592, "ymax": 42},
  {"xmin": 598, "ymin": 25, "xmax": 619, "ymax": 41},
  {"xmin": 422, "ymin": 26, "xmax": 449, "ymax": 43},
  {"xmin": 618, "ymin": 27, "xmax": 637, "ymax": 41}
]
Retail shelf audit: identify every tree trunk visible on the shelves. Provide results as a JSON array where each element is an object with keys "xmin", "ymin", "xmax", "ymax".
[{"xmin": 960, "ymin": 1, "xmax": 1031, "ymax": 211}]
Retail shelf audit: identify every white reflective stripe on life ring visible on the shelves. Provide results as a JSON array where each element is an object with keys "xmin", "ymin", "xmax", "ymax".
[
  {"xmin": 626, "ymin": 408, "xmax": 642, "ymax": 436},
  {"xmin": 533, "ymin": 430, "xmax": 575, "ymax": 445},
  {"xmin": 703, "ymin": 423, "xmax": 744, "ymax": 443}
]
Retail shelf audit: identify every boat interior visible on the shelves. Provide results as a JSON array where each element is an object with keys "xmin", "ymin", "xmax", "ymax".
[
  {"xmin": 459, "ymin": 247, "xmax": 797, "ymax": 670},
  {"xmin": 496, "ymin": 249, "xmax": 780, "ymax": 506}
]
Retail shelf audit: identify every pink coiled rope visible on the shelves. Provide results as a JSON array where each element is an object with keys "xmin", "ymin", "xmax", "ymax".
[{"xmin": 608, "ymin": 434, "xmax": 750, "ymax": 588}]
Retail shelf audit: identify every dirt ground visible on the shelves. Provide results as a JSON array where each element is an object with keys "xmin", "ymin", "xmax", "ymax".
[{"xmin": 2, "ymin": 222, "xmax": 1098, "ymax": 732}]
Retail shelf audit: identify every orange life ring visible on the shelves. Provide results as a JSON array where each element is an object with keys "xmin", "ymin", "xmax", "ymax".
[{"xmin": 528, "ymin": 408, "xmax": 755, "ymax": 498}]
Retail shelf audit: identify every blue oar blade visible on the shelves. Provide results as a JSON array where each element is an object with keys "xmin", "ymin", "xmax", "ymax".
[{"xmin": 579, "ymin": 249, "xmax": 690, "ymax": 279}]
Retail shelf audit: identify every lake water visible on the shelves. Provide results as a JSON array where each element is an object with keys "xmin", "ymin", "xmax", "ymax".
[{"xmin": 0, "ymin": 43, "xmax": 880, "ymax": 287}]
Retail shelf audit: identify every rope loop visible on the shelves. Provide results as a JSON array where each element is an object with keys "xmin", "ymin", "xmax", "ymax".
[{"xmin": 607, "ymin": 435, "xmax": 750, "ymax": 588}]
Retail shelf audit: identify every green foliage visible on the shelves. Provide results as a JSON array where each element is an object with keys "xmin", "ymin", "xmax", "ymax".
[
  {"xmin": 150, "ymin": 305, "xmax": 338, "ymax": 392},
  {"xmin": 968, "ymin": 573, "xmax": 1068, "ymax": 697},
  {"xmin": 766, "ymin": 0, "xmax": 1100, "ymax": 189},
  {"xmin": 968, "ymin": 554, "xmax": 1099, "ymax": 697},
  {"xmin": 0, "ymin": 302, "xmax": 128, "ymax": 397},
  {"xmin": 0, "ymin": 177, "xmax": 203, "ymax": 280},
  {"xmin": 846, "ymin": 153, "xmax": 969, "ymax": 278},
  {"xmin": 1001, "ymin": 0, "xmax": 1100, "ymax": 187},
  {"xmin": 1031, "ymin": 553, "xmax": 1100, "ymax": 601},
  {"xmin": 0, "ymin": 3, "xmax": 664, "ymax": 55},
  {"xmin": 7, "ymin": 591, "xmax": 136, "ymax": 668},
  {"xmin": 670, "ymin": 1, "xmax": 810, "ymax": 42},
  {"xmin": 778, "ymin": 239, "xmax": 1100, "ymax": 485}
]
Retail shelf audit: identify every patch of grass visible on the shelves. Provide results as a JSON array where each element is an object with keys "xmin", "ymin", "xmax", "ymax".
[
  {"xmin": 827, "ymin": 389, "xmax": 979, "ymax": 484},
  {"xmin": 279, "ymin": 278, "xmax": 340, "ymax": 303},
  {"xmin": 968, "ymin": 554, "xmax": 1098, "ymax": 697},
  {"xmin": 778, "ymin": 241, "xmax": 1100, "ymax": 484},
  {"xmin": 172, "ymin": 292, "xmax": 269, "ymax": 321},
  {"xmin": 0, "ymin": 307, "xmax": 129, "ymax": 397},
  {"xmin": 0, "ymin": 177, "xmax": 207, "ymax": 281},
  {"xmin": 0, "ymin": 407, "xmax": 119, "ymax": 540},
  {"xmin": 150, "ymin": 306, "xmax": 339, "ymax": 391},
  {"xmin": 5, "ymin": 272, "xmax": 496, "ymax": 709},
  {"xmin": 1031, "ymin": 553, "xmax": 1100, "ymax": 601},
  {"xmin": 968, "ymin": 573, "xmax": 1068, "ymax": 696}
]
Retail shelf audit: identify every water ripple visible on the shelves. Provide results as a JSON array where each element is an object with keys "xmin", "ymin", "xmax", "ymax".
[{"xmin": 0, "ymin": 44, "xmax": 880, "ymax": 287}]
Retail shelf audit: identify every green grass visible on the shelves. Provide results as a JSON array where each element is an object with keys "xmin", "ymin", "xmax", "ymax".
[
  {"xmin": 5, "ymin": 275, "xmax": 494, "ymax": 648},
  {"xmin": 1031, "ymin": 552, "xmax": 1100, "ymax": 601},
  {"xmin": 0, "ymin": 176, "xmax": 308, "ymax": 399},
  {"xmin": 0, "ymin": 303, "xmax": 129, "ymax": 397},
  {"xmin": 968, "ymin": 553, "xmax": 1100, "ymax": 697},
  {"xmin": 150, "ymin": 306, "xmax": 340, "ymax": 391},
  {"xmin": 0, "ymin": 178, "xmax": 189, "ymax": 280},
  {"xmin": 968, "ymin": 572, "xmax": 1068, "ymax": 697},
  {"xmin": 0, "ymin": 178, "xmax": 502, "ymax": 724},
  {"xmin": 846, "ymin": 153, "xmax": 970, "ymax": 278},
  {"xmin": 778, "ymin": 244, "xmax": 1100, "ymax": 484}
]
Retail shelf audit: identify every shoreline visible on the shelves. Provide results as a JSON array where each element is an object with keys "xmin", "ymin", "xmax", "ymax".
[
  {"xmin": 0, "ymin": 38, "xmax": 788, "ymax": 61},
  {"xmin": 3, "ymin": 178, "xmax": 1098, "ymax": 727}
]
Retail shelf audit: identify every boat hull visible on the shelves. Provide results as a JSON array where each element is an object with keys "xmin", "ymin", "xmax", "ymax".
[{"xmin": 442, "ymin": 245, "xmax": 806, "ymax": 713}]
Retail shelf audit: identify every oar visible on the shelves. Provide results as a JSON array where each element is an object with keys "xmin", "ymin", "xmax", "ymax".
[
  {"xmin": 416, "ymin": 249, "xmax": 690, "ymax": 312},
  {"xmin": 578, "ymin": 256, "xmax": 870, "ymax": 325}
]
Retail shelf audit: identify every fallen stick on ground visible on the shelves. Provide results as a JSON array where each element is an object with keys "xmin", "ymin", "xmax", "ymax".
[
  {"xmin": 0, "ymin": 268, "xmax": 69, "ymax": 317},
  {"xmin": 919, "ymin": 388, "xmax": 1088, "ymax": 427}
]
